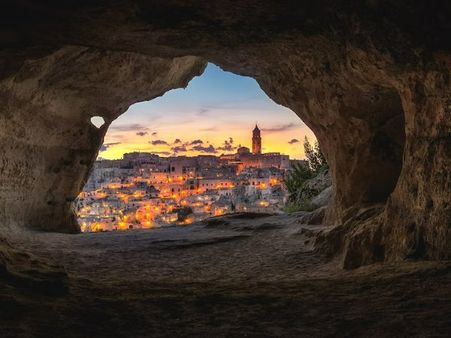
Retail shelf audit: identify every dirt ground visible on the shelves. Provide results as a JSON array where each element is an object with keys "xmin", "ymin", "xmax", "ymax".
[{"xmin": 1, "ymin": 213, "xmax": 451, "ymax": 337}]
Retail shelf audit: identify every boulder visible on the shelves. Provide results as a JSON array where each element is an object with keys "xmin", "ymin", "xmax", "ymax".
[{"xmin": 311, "ymin": 186, "xmax": 333, "ymax": 209}]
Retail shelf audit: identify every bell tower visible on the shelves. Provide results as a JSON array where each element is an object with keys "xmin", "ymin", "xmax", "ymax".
[{"xmin": 252, "ymin": 124, "xmax": 262, "ymax": 154}]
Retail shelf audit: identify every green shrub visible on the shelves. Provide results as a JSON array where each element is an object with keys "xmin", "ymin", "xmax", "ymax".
[
  {"xmin": 284, "ymin": 200, "xmax": 315, "ymax": 213},
  {"xmin": 284, "ymin": 163, "xmax": 313, "ymax": 196}
]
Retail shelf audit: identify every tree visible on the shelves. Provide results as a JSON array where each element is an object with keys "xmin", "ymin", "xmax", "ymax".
[
  {"xmin": 304, "ymin": 137, "xmax": 328, "ymax": 174},
  {"xmin": 283, "ymin": 137, "xmax": 329, "ymax": 213}
]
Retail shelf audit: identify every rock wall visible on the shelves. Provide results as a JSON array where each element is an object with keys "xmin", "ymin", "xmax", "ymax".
[
  {"xmin": 383, "ymin": 71, "xmax": 451, "ymax": 260},
  {"xmin": 0, "ymin": 1, "xmax": 449, "ymax": 266},
  {"xmin": 0, "ymin": 47, "xmax": 205, "ymax": 233}
]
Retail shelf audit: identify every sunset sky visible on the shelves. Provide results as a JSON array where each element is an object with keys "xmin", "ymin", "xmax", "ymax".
[{"xmin": 99, "ymin": 63, "xmax": 315, "ymax": 160}]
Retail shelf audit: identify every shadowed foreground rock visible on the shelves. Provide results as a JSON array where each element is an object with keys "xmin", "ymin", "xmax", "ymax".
[
  {"xmin": 0, "ymin": 237, "xmax": 68, "ymax": 296},
  {"xmin": 2, "ymin": 215, "xmax": 451, "ymax": 337}
]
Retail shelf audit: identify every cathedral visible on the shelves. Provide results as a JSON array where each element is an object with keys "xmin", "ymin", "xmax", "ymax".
[{"xmin": 220, "ymin": 124, "xmax": 290, "ymax": 170}]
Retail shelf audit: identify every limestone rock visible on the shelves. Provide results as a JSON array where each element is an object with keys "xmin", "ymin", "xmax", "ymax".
[
  {"xmin": 0, "ymin": 237, "xmax": 68, "ymax": 295},
  {"xmin": 0, "ymin": 48, "xmax": 205, "ymax": 233},
  {"xmin": 315, "ymin": 205, "xmax": 386, "ymax": 269},
  {"xmin": 304, "ymin": 170, "xmax": 332, "ymax": 194},
  {"xmin": 0, "ymin": 1, "xmax": 449, "ymax": 266},
  {"xmin": 311, "ymin": 187, "xmax": 333, "ymax": 209},
  {"xmin": 298, "ymin": 207, "xmax": 327, "ymax": 226}
]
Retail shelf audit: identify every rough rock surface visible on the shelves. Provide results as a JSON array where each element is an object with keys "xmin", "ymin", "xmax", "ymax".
[
  {"xmin": 296, "ymin": 207, "xmax": 328, "ymax": 226},
  {"xmin": 0, "ymin": 49, "xmax": 205, "ymax": 233},
  {"xmin": 2, "ymin": 215, "xmax": 451, "ymax": 337},
  {"xmin": 305, "ymin": 169, "xmax": 332, "ymax": 193},
  {"xmin": 0, "ymin": 236, "xmax": 68, "ymax": 296},
  {"xmin": 311, "ymin": 187, "xmax": 333, "ymax": 209},
  {"xmin": 0, "ymin": 2, "xmax": 450, "ymax": 269},
  {"xmin": 302, "ymin": 169, "xmax": 332, "ymax": 208}
]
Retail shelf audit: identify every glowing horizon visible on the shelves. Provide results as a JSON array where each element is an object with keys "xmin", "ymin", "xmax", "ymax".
[{"xmin": 99, "ymin": 63, "xmax": 316, "ymax": 160}]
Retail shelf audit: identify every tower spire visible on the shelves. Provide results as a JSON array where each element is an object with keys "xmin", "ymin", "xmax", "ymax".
[{"xmin": 252, "ymin": 123, "xmax": 262, "ymax": 154}]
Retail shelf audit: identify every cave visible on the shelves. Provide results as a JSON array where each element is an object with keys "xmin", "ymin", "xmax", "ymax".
[{"xmin": 1, "ymin": 1, "xmax": 450, "ymax": 336}]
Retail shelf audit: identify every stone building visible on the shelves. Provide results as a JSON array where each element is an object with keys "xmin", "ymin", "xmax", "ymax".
[
  {"xmin": 252, "ymin": 124, "xmax": 262, "ymax": 154},
  {"xmin": 220, "ymin": 125, "xmax": 291, "ymax": 170}
]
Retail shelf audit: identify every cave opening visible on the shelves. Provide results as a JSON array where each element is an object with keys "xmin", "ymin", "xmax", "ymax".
[{"xmin": 76, "ymin": 63, "xmax": 318, "ymax": 233}]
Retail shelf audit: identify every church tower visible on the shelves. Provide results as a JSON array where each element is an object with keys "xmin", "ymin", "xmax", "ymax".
[{"xmin": 252, "ymin": 124, "xmax": 262, "ymax": 154}]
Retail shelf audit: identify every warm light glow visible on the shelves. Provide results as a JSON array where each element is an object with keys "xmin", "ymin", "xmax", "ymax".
[
  {"xmin": 259, "ymin": 200, "xmax": 270, "ymax": 207},
  {"xmin": 143, "ymin": 220, "xmax": 153, "ymax": 229},
  {"xmin": 214, "ymin": 208, "xmax": 224, "ymax": 216},
  {"xmin": 118, "ymin": 221, "xmax": 128, "ymax": 230},
  {"xmin": 91, "ymin": 222, "xmax": 105, "ymax": 232}
]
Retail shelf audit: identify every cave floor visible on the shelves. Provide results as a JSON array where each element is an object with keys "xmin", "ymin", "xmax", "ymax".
[{"xmin": 2, "ymin": 213, "xmax": 451, "ymax": 337}]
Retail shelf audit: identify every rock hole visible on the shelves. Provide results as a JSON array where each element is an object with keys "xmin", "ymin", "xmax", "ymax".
[{"xmin": 90, "ymin": 116, "xmax": 105, "ymax": 128}]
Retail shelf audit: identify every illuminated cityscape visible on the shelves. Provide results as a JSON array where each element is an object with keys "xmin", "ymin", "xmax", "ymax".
[{"xmin": 76, "ymin": 125, "xmax": 305, "ymax": 232}]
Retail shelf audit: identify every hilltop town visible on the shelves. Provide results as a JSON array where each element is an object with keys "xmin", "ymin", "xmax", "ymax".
[{"xmin": 76, "ymin": 125, "xmax": 305, "ymax": 231}]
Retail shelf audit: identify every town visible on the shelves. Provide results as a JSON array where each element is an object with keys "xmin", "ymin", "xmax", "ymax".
[{"xmin": 76, "ymin": 125, "xmax": 305, "ymax": 232}]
